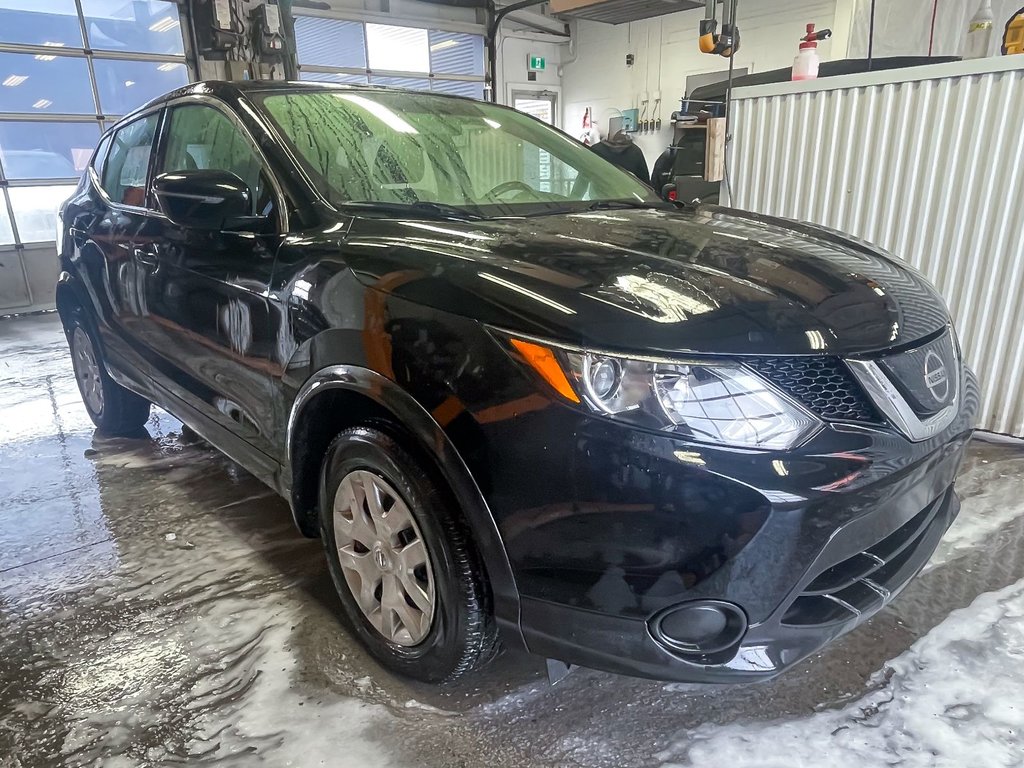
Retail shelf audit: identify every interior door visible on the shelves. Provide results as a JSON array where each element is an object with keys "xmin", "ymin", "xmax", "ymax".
[
  {"xmin": 511, "ymin": 90, "xmax": 557, "ymax": 125},
  {"xmin": 132, "ymin": 100, "xmax": 283, "ymax": 458},
  {"xmin": 509, "ymin": 90, "xmax": 564, "ymax": 196}
]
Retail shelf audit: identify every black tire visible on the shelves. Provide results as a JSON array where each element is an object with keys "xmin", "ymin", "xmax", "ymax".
[
  {"xmin": 319, "ymin": 425, "xmax": 499, "ymax": 683},
  {"xmin": 68, "ymin": 315, "xmax": 151, "ymax": 435}
]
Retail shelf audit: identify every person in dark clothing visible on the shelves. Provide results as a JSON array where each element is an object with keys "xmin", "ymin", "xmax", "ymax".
[
  {"xmin": 590, "ymin": 130, "xmax": 651, "ymax": 185},
  {"xmin": 651, "ymin": 147, "xmax": 678, "ymax": 197}
]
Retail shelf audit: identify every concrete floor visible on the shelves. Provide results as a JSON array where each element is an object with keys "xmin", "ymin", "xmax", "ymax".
[{"xmin": 3, "ymin": 312, "xmax": 1024, "ymax": 768}]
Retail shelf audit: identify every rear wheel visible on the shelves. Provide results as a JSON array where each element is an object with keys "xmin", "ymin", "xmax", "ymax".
[
  {"xmin": 68, "ymin": 317, "xmax": 150, "ymax": 434},
  {"xmin": 320, "ymin": 425, "xmax": 499, "ymax": 683}
]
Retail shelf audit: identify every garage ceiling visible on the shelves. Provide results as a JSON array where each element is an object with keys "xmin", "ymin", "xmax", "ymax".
[{"xmin": 549, "ymin": 0, "xmax": 702, "ymax": 24}]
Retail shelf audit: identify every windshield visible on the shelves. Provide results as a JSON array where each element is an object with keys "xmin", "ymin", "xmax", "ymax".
[{"xmin": 257, "ymin": 89, "xmax": 660, "ymax": 217}]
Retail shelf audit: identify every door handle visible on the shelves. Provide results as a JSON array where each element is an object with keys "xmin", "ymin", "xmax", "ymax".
[{"xmin": 133, "ymin": 247, "xmax": 159, "ymax": 268}]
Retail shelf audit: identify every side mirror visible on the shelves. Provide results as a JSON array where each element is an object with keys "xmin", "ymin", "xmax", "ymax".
[{"xmin": 152, "ymin": 169, "xmax": 251, "ymax": 230}]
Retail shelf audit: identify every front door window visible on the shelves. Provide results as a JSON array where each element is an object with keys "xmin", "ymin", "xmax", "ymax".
[{"xmin": 159, "ymin": 104, "xmax": 274, "ymax": 218}]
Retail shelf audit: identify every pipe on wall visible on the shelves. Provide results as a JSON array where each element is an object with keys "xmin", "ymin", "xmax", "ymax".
[{"xmin": 487, "ymin": 0, "xmax": 548, "ymax": 102}]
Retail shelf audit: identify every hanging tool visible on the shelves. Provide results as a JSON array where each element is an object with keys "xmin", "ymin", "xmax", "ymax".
[{"xmin": 699, "ymin": 0, "xmax": 740, "ymax": 57}]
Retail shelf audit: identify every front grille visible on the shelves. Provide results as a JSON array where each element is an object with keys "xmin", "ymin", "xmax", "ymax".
[
  {"xmin": 745, "ymin": 356, "xmax": 880, "ymax": 423},
  {"xmin": 876, "ymin": 330, "xmax": 957, "ymax": 417},
  {"xmin": 781, "ymin": 495, "xmax": 943, "ymax": 627}
]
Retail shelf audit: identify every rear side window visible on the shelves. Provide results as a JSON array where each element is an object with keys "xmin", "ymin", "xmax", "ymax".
[
  {"xmin": 92, "ymin": 134, "xmax": 112, "ymax": 179},
  {"xmin": 102, "ymin": 113, "xmax": 159, "ymax": 207},
  {"xmin": 159, "ymin": 104, "xmax": 273, "ymax": 217}
]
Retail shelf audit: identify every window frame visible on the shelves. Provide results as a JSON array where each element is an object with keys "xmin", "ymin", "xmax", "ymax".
[
  {"xmin": 150, "ymin": 95, "xmax": 288, "ymax": 234},
  {"xmin": 0, "ymin": 0, "xmax": 191, "ymax": 247}
]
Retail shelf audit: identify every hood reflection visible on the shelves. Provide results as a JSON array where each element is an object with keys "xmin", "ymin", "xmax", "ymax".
[{"xmin": 591, "ymin": 272, "xmax": 719, "ymax": 323}]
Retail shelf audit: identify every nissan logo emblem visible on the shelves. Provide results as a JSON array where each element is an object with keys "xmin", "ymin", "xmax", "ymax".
[{"xmin": 923, "ymin": 350, "xmax": 949, "ymax": 403}]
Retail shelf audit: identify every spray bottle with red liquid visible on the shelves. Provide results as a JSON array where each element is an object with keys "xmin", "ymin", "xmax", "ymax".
[{"xmin": 792, "ymin": 23, "xmax": 833, "ymax": 81}]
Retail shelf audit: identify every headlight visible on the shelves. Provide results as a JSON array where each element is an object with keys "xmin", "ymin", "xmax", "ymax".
[{"xmin": 509, "ymin": 338, "xmax": 822, "ymax": 450}]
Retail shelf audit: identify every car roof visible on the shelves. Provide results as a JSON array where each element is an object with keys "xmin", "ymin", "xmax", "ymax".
[{"xmin": 118, "ymin": 79, "xmax": 479, "ymax": 127}]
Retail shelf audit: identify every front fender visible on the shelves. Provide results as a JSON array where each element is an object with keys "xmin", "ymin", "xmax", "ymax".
[{"xmin": 286, "ymin": 364, "xmax": 524, "ymax": 645}]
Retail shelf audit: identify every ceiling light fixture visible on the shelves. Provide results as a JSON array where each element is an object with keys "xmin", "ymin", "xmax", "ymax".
[
  {"xmin": 430, "ymin": 40, "xmax": 460, "ymax": 52},
  {"xmin": 2, "ymin": 75, "xmax": 28, "ymax": 87},
  {"xmin": 157, "ymin": 63, "xmax": 180, "ymax": 72},
  {"xmin": 34, "ymin": 55, "xmax": 56, "ymax": 61},
  {"xmin": 124, "ymin": 80, "xmax": 135, "ymax": 87},
  {"xmin": 32, "ymin": 98, "xmax": 52, "ymax": 109}
]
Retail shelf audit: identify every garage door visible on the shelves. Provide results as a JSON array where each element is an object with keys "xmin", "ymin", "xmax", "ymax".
[
  {"xmin": 0, "ymin": 0, "xmax": 189, "ymax": 312},
  {"xmin": 294, "ymin": 15, "xmax": 486, "ymax": 100}
]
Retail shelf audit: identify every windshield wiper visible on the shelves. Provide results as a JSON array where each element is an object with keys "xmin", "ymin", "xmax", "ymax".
[
  {"xmin": 586, "ymin": 199, "xmax": 668, "ymax": 211},
  {"xmin": 338, "ymin": 200, "xmax": 483, "ymax": 221}
]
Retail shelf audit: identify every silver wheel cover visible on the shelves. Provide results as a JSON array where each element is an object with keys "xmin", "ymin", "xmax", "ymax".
[
  {"xmin": 71, "ymin": 326, "xmax": 103, "ymax": 416},
  {"xmin": 333, "ymin": 470, "xmax": 436, "ymax": 647}
]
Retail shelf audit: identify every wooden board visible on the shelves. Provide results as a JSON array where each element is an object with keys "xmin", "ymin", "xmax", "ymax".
[{"xmin": 704, "ymin": 118, "xmax": 726, "ymax": 183}]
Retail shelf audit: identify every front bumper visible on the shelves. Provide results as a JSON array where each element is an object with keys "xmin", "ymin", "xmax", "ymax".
[
  {"xmin": 485, "ymin": 371, "xmax": 978, "ymax": 683},
  {"xmin": 520, "ymin": 479, "xmax": 961, "ymax": 682}
]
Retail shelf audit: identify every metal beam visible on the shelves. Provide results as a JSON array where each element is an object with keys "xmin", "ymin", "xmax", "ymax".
[{"xmin": 504, "ymin": 8, "xmax": 569, "ymax": 36}]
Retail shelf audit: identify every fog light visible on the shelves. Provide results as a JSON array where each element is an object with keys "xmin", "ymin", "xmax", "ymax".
[{"xmin": 650, "ymin": 600, "xmax": 747, "ymax": 658}]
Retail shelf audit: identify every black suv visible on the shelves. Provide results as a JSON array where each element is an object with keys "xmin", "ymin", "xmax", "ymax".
[{"xmin": 57, "ymin": 81, "xmax": 977, "ymax": 684}]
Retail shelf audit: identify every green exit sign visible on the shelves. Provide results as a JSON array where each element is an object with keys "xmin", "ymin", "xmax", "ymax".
[{"xmin": 528, "ymin": 55, "xmax": 546, "ymax": 72}]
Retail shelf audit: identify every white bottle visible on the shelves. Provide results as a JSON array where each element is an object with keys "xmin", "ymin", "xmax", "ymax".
[
  {"xmin": 964, "ymin": 0, "xmax": 994, "ymax": 59},
  {"xmin": 792, "ymin": 24, "xmax": 821, "ymax": 81}
]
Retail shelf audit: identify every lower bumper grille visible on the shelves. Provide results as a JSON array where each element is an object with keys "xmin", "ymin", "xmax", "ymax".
[{"xmin": 781, "ymin": 493, "xmax": 946, "ymax": 627}]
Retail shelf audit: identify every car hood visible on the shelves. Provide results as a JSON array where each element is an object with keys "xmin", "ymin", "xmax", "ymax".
[{"xmin": 341, "ymin": 206, "xmax": 949, "ymax": 356}]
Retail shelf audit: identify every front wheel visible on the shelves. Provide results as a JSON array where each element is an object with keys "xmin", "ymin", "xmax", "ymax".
[
  {"xmin": 319, "ymin": 425, "xmax": 499, "ymax": 683},
  {"xmin": 68, "ymin": 317, "xmax": 150, "ymax": 434}
]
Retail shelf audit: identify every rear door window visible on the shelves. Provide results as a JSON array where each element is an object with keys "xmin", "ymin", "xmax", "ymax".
[
  {"xmin": 102, "ymin": 113, "xmax": 159, "ymax": 207},
  {"xmin": 91, "ymin": 134, "xmax": 112, "ymax": 180}
]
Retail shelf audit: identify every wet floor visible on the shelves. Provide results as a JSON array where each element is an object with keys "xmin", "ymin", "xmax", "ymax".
[{"xmin": 2, "ymin": 312, "xmax": 1024, "ymax": 767}]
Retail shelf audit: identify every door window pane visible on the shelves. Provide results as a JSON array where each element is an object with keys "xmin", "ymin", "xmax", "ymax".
[
  {"xmin": 160, "ymin": 105, "xmax": 271, "ymax": 216},
  {"xmin": 103, "ymin": 113, "xmax": 158, "ymax": 206},
  {"xmin": 0, "ymin": 1, "xmax": 83, "ymax": 47},
  {"xmin": 9, "ymin": 183, "xmax": 76, "ymax": 243},
  {"xmin": 431, "ymin": 80, "xmax": 485, "ymax": 100},
  {"xmin": 300, "ymin": 71, "xmax": 368, "ymax": 85},
  {"xmin": 0, "ymin": 121, "xmax": 99, "ymax": 179},
  {"xmin": 429, "ymin": 31, "xmax": 484, "ymax": 76},
  {"xmin": 80, "ymin": 0, "xmax": 184, "ymax": 54},
  {"xmin": 514, "ymin": 97, "xmax": 555, "ymax": 124},
  {"xmin": 93, "ymin": 58, "xmax": 187, "ymax": 115},
  {"xmin": 294, "ymin": 17, "xmax": 366, "ymax": 68},
  {"xmin": 0, "ymin": 189, "xmax": 14, "ymax": 245},
  {"xmin": 366, "ymin": 24, "xmax": 429, "ymax": 73},
  {"xmin": 0, "ymin": 52, "xmax": 95, "ymax": 113}
]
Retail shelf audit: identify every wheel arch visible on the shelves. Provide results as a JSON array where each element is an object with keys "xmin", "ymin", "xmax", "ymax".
[
  {"xmin": 285, "ymin": 365, "xmax": 523, "ymax": 642},
  {"xmin": 55, "ymin": 270, "xmax": 107, "ymax": 356},
  {"xmin": 55, "ymin": 271, "xmax": 86, "ymax": 329}
]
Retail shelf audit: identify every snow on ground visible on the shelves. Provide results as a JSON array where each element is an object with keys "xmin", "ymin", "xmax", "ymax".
[{"xmin": 657, "ymin": 577, "xmax": 1024, "ymax": 768}]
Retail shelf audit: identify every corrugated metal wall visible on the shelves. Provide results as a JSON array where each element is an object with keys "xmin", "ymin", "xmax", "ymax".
[{"xmin": 728, "ymin": 57, "xmax": 1024, "ymax": 436}]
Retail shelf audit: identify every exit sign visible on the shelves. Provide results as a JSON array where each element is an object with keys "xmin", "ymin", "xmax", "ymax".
[{"xmin": 528, "ymin": 55, "xmax": 546, "ymax": 72}]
